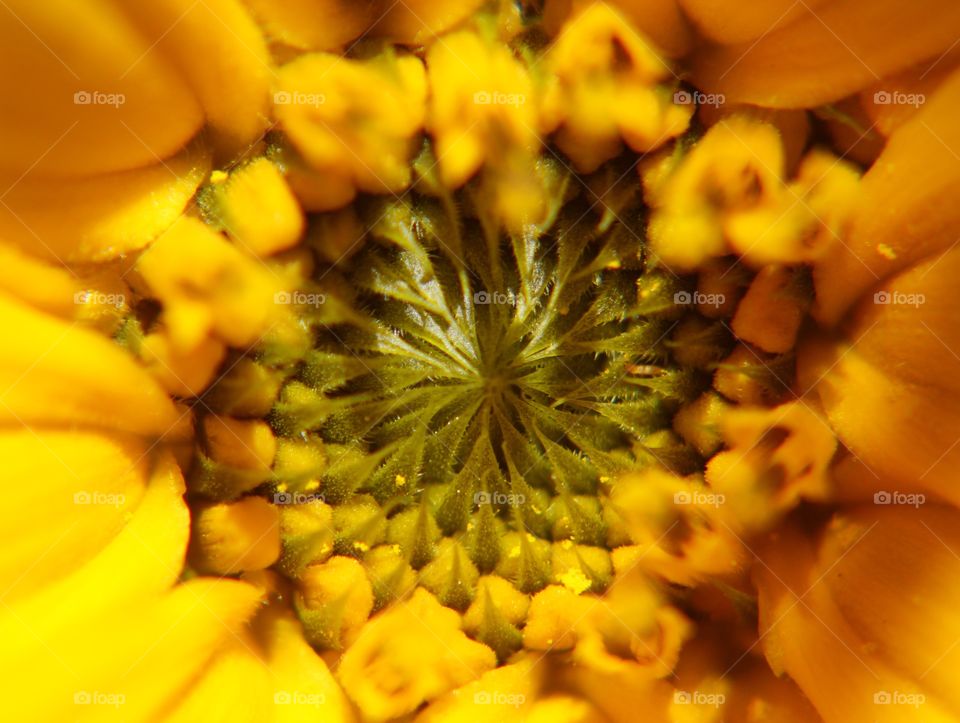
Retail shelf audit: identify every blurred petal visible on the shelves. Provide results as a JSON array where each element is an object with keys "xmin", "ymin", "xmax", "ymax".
[
  {"xmin": 241, "ymin": 0, "xmax": 373, "ymax": 51},
  {"xmin": 679, "ymin": 0, "xmax": 829, "ymax": 44},
  {"xmin": 4, "ymin": 577, "xmax": 262, "ymax": 721},
  {"xmin": 0, "ymin": 142, "xmax": 211, "ymax": 263},
  {"xmin": 123, "ymin": 0, "xmax": 273, "ymax": 160},
  {"xmin": 0, "ymin": 451, "xmax": 188, "ymax": 637},
  {"xmin": 0, "ymin": 430, "xmax": 149, "ymax": 600},
  {"xmin": 0, "ymin": 291, "xmax": 177, "ymax": 434},
  {"xmin": 371, "ymin": 0, "xmax": 486, "ymax": 45},
  {"xmin": 690, "ymin": 0, "xmax": 960, "ymax": 109},
  {"xmin": 803, "ymin": 246, "xmax": 960, "ymax": 504},
  {"xmin": 756, "ymin": 509, "xmax": 960, "ymax": 721},
  {"xmin": 0, "ymin": 0, "xmax": 203, "ymax": 178},
  {"xmin": 814, "ymin": 65, "xmax": 960, "ymax": 324}
]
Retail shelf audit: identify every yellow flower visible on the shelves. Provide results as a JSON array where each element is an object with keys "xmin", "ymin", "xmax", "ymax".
[
  {"xmin": 275, "ymin": 50, "xmax": 427, "ymax": 210},
  {"xmin": 7, "ymin": 2, "xmax": 960, "ymax": 722},
  {"xmin": 541, "ymin": 2, "xmax": 692, "ymax": 172}
]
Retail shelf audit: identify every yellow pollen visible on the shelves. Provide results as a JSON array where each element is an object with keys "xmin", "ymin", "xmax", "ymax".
[
  {"xmin": 876, "ymin": 243, "xmax": 897, "ymax": 260},
  {"xmin": 558, "ymin": 569, "xmax": 592, "ymax": 595}
]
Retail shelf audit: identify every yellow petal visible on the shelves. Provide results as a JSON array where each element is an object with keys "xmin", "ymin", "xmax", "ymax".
[
  {"xmin": 0, "ymin": 0, "xmax": 203, "ymax": 178},
  {"xmin": 814, "ymin": 65, "xmax": 960, "ymax": 324},
  {"xmin": 0, "ymin": 245, "xmax": 78, "ymax": 317},
  {"xmin": 251, "ymin": 583, "xmax": 358, "ymax": 723},
  {"xmin": 124, "ymin": 0, "xmax": 272, "ymax": 160},
  {"xmin": 415, "ymin": 656, "xmax": 543, "ymax": 722},
  {"xmin": 0, "ymin": 450, "xmax": 188, "ymax": 640},
  {"xmin": 371, "ymin": 0, "xmax": 486, "ymax": 45},
  {"xmin": 690, "ymin": 0, "xmax": 960, "ymax": 108},
  {"xmin": 161, "ymin": 635, "xmax": 272, "ymax": 723},
  {"xmin": 241, "ymin": 0, "xmax": 373, "ymax": 51},
  {"xmin": 0, "ymin": 142, "xmax": 210, "ymax": 263},
  {"xmin": 0, "ymin": 291, "xmax": 176, "ymax": 434},
  {"xmin": 4, "ymin": 577, "xmax": 262, "ymax": 722},
  {"xmin": 0, "ymin": 430, "xmax": 148, "ymax": 600}
]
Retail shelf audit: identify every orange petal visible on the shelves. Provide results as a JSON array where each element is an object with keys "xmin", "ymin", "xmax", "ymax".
[
  {"xmin": 679, "ymin": 0, "xmax": 829, "ymax": 45},
  {"xmin": 124, "ymin": 0, "xmax": 273, "ymax": 160},
  {"xmin": 690, "ymin": 0, "xmax": 960, "ymax": 109},
  {"xmin": 241, "ymin": 0, "xmax": 373, "ymax": 51},
  {"xmin": 804, "ymin": 246, "xmax": 960, "ymax": 505},
  {"xmin": 814, "ymin": 64, "xmax": 960, "ymax": 324},
  {"xmin": 371, "ymin": 0, "xmax": 486, "ymax": 45},
  {"xmin": 0, "ymin": 0, "xmax": 203, "ymax": 178},
  {"xmin": 756, "ymin": 511, "xmax": 960, "ymax": 721}
]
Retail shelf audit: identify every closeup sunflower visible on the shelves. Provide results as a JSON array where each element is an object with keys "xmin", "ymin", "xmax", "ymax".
[{"xmin": 4, "ymin": 0, "xmax": 960, "ymax": 721}]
